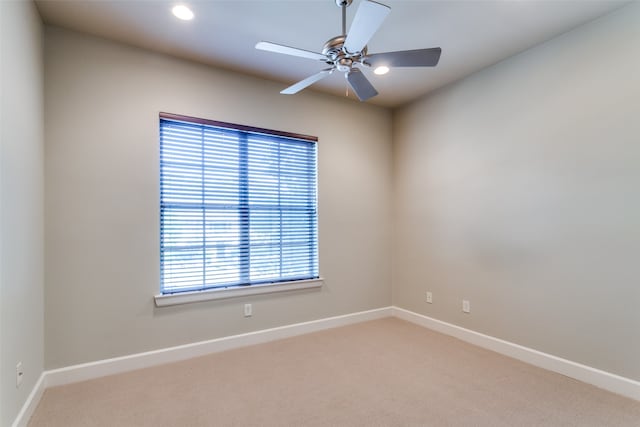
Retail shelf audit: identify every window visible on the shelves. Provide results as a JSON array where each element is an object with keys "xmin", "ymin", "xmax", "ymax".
[{"xmin": 159, "ymin": 113, "xmax": 319, "ymax": 297}]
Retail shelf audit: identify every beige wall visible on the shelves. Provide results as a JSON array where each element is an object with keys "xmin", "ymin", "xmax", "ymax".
[
  {"xmin": 44, "ymin": 27, "xmax": 392, "ymax": 369},
  {"xmin": 0, "ymin": 1, "xmax": 45, "ymax": 425},
  {"xmin": 393, "ymin": 2, "xmax": 640, "ymax": 380}
]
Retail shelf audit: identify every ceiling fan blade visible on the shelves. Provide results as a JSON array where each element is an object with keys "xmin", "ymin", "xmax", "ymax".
[
  {"xmin": 346, "ymin": 68, "xmax": 378, "ymax": 102},
  {"xmin": 281, "ymin": 68, "xmax": 334, "ymax": 95},
  {"xmin": 256, "ymin": 41, "xmax": 327, "ymax": 61},
  {"xmin": 365, "ymin": 47, "xmax": 442, "ymax": 68},
  {"xmin": 364, "ymin": 47, "xmax": 442, "ymax": 67},
  {"xmin": 344, "ymin": 0, "xmax": 391, "ymax": 54}
]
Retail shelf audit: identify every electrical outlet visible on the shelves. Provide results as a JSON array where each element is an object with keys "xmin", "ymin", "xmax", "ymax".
[
  {"xmin": 16, "ymin": 362, "xmax": 23, "ymax": 388},
  {"xmin": 426, "ymin": 292, "xmax": 433, "ymax": 304},
  {"xmin": 462, "ymin": 300, "xmax": 470, "ymax": 313},
  {"xmin": 244, "ymin": 303, "xmax": 252, "ymax": 317}
]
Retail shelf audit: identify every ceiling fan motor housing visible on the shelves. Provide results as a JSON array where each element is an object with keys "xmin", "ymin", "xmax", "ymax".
[{"xmin": 322, "ymin": 35, "xmax": 367, "ymax": 71}]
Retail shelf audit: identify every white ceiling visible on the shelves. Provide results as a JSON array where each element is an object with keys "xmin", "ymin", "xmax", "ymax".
[{"xmin": 35, "ymin": 0, "xmax": 629, "ymax": 108}]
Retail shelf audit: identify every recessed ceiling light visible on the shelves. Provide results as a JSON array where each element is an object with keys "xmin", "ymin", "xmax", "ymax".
[
  {"xmin": 172, "ymin": 5, "xmax": 194, "ymax": 21},
  {"xmin": 374, "ymin": 66, "xmax": 389, "ymax": 75}
]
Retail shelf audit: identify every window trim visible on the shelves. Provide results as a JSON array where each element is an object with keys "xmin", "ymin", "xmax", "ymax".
[
  {"xmin": 154, "ymin": 277, "xmax": 324, "ymax": 307},
  {"xmin": 159, "ymin": 112, "xmax": 318, "ymax": 143}
]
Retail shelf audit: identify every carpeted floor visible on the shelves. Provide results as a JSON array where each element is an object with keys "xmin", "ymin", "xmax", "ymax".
[{"xmin": 29, "ymin": 317, "xmax": 640, "ymax": 426}]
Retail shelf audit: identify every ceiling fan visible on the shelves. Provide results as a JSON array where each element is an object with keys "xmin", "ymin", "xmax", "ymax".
[{"xmin": 255, "ymin": 0, "xmax": 442, "ymax": 102}]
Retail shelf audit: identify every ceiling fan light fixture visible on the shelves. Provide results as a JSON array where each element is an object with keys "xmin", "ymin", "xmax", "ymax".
[
  {"xmin": 172, "ymin": 5, "xmax": 194, "ymax": 21},
  {"xmin": 374, "ymin": 66, "xmax": 389, "ymax": 75}
]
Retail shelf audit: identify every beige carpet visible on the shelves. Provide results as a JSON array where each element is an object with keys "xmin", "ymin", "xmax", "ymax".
[{"xmin": 30, "ymin": 318, "xmax": 640, "ymax": 426}]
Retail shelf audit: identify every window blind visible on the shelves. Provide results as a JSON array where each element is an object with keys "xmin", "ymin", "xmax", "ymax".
[{"xmin": 160, "ymin": 113, "xmax": 319, "ymax": 294}]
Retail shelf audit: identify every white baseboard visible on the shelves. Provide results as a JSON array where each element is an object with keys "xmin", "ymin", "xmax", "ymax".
[
  {"xmin": 392, "ymin": 306, "xmax": 640, "ymax": 402},
  {"xmin": 11, "ymin": 372, "xmax": 46, "ymax": 427},
  {"xmin": 45, "ymin": 306, "xmax": 391, "ymax": 388}
]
